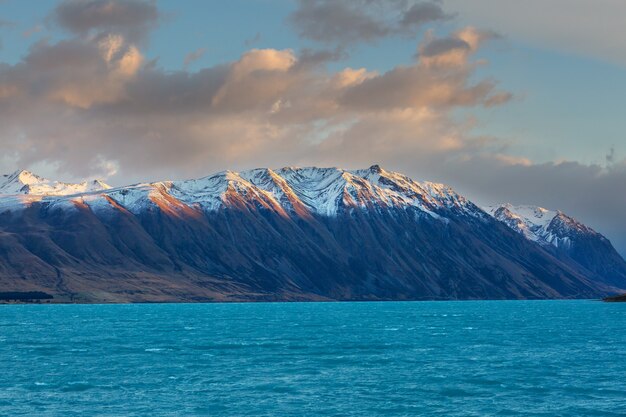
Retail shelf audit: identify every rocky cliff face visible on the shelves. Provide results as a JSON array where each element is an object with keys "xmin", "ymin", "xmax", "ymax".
[{"xmin": 0, "ymin": 166, "xmax": 624, "ymax": 302}]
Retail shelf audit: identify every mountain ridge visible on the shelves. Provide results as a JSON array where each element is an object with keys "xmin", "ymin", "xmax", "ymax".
[
  {"xmin": 486, "ymin": 203, "xmax": 626, "ymax": 288},
  {"xmin": 0, "ymin": 169, "xmax": 111, "ymax": 196},
  {"xmin": 0, "ymin": 165, "xmax": 624, "ymax": 303}
]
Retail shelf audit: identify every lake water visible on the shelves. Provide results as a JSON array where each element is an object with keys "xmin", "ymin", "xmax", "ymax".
[{"xmin": 1, "ymin": 300, "xmax": 625, "ymax": 416}]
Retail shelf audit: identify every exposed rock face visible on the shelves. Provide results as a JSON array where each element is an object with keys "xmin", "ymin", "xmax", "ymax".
[{"xmin": 0, "ymin": 166, "xmax": 625, "ymax": 303}]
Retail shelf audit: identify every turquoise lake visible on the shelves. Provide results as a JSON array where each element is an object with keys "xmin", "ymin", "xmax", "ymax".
[{"xmin": 1, "ymin": 300, "xmax": 625, "ymax": 416}]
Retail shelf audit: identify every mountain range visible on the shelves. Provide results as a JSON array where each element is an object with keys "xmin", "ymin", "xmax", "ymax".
[{"xmin": 1, "ymin": 165, "xmax": 624, "ymax": 303}]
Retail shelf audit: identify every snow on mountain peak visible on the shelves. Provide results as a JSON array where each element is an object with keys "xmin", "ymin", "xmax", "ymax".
[
  {"xmin": 485, "ymin": 203, "xmax": 597, "ymax": 249},
  {"xmin": 491, "ymin": 204, "xmax": 555, "ymax": 226},
  {"xmin": 14, "ymin": 169, "xmax": 45, "ymax": 184},
  {"xmin": 0, "ymin": 169, "xmax": 111, "ymax": 196},
  {"xmin": 82, "ymin": 165, "xmax": 481, "ymax": 219},
  {"xmin": 0, "ymin": 166, "xmax": 485, "ymax": 220},
  {"xmin": 201, "ymin": 165, "xmax": 479, "ymax": 217}
]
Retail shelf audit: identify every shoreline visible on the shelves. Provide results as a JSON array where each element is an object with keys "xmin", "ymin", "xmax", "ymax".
[
  {"xmin": 602, "ymin": 293, "xmax": 626, "ymax": 302},
  {"xmin": 0, "ymin": 297, "xmax": 610, "ymax": 306}
]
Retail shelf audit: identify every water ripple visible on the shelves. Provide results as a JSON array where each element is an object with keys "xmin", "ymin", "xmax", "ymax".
[{"xmin": 0, "ymin": 300, "xmax": 624, "ymax": 416}]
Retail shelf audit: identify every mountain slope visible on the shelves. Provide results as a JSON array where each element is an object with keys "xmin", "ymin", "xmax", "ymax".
[
  {"xmin": 0, "ymin": 166, "xmax": 624, "ymax": 302},
  {"xmin": 486, "ymin": 204, "xmax": 626, "ymax": 288}
]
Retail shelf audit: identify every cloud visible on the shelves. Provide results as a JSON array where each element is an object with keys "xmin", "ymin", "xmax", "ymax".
[
  {"xmin": 2, "ymin": 6, "xmax": 626, "ymax": 255},
  {"xmin": 420, "ymin": 36, "xmax": 469, "ymax": 57},
  {"xmin": 0, "ymin": 17, "xmax": 510, "ymax": 182},
  {"xmin": 418, "ymin": 27, "xmax": 499, "ymax": 67},
  {"xmin": 288, "ymin": 0, "xmax": 450, "ymax": 45},
  {"xmin": 294, "ymin": 47, "xmax": 348, "ymax": 68},
  {"xmin": 340, "ymin": 28, "xmax": 508, "ymax": 110},
  {"xmin": 7, "ymin": 35, "xmax": 143, "ymax": 108},
  {"xmin": 51, "ymin": 0, "xmax": 160, "ymax": 42},
  {"xmin": 183, "ymin": 47, "xmax": 206, "ymax": 69},
  {"xmin": 433, "ymin": 157, "xmax": 626, "ymax": 257},
  {"xmin": 400, "ymin": 2, "xmax": 450, "ymax": 28},
  {"xmin": 444, "ymin": 0, "xmax": 626, "ymax": 67},
  {"xmin": 244, "ymin": 32, "xmax": 261, "ymax": 47}
]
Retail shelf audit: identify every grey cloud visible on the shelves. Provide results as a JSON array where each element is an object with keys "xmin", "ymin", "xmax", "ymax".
[
  {"xmin": 23, "ymin": 39, "xmax": 101, "ymax": 69},
  {"xmin": 435, "ymin": 157, "xmax": 626, "ymax": 257},
  {"xmin": 244, "ymin": 32, "xmax": 261, "ymax": 47},
  {"xmin": 289, "ymin": 0, "xmax": 389, "ymax": 44},
  {"xmin": 5, "ymin": 36, "xmax": 143, "ymax": 109},
  {"xmin": 293, "ymin": 47, "xmax": 348, "ymax": 69},
  {"xmin": 6, "ymin": 39, "xmax": 108, "ymax": 99},
  {"xmin": 51, "ymin": 0, "xmax": 160, "ymax": 41},
  {"xmin": 444, "ymin": 0, "xmax": 626, "ymax": 67},
  {"xmin": 183, "ymin": 48, "xmax": 206, "ymax": 69},
  {"xmin": 415, "ymin": 27, "xmax": 502, "ymax": 68},
  {"xmin": 339, "ymin": 29, "xmax": 508, "ymax": 111},
  {"xmin": 107, "ymin": 65, "xmax": 229, "ymax": 114},
  {"xmin": 400, "ymin": 2, "xmax": 450, "ymax": 28},
  {"xmin": 289, "ymin": 0, "xmax": 449, "ymax": 45},
  {"xmin": 420, "ymin": 37, "xmax": 469, "ymax": 57},
  {"xmin": 0, "ymin": 24, "xmax": 510, "ymax": 182}
]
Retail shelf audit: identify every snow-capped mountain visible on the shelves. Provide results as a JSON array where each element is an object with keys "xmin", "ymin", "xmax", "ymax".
[
  {"xmin": 0, "ymin": 165, "xmax": 624, "ymax": 303},
  {"xmin": 487, "ymin": 203, "xmax": 626, "ymax": 288},
  {"xmin": 0, "ymin": 169, "xmax": 110, "ymax": 196},
  {"xmin": 0, "ymin": 165, "xmax": 481, "ymax": 219},
  {"xmin": 485, "ymin": 204, "xmax": 580, "ymax": 249}
]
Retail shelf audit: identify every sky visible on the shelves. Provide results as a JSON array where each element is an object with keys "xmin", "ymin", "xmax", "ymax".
[{"xmin": 0, "ymin": 0, "xmax": 626, "ymax": 253}]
